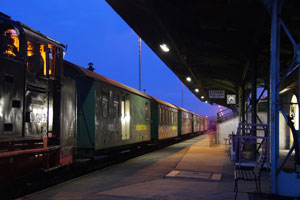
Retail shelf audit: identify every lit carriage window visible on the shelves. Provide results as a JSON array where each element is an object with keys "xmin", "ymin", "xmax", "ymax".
[
  {"xmin": 121, "ymin": 94, "xmax": 125, "ymax": 117},
  {"xmin": 40, "ymin": 44, "xmax": 46, "ymax": 76},
  {"xmin": 27, "ymin": 41, "xmax": 45, "ymax": 76},
  {"xmin": 48, "ymin": 44, "xmax": 56, "ymax": 77},
  {"xmin": 0, "ymin": 28, "xmax": 19, "ymax": 57},
  {"xmin": 113, "ymin": 93, "xmax": 119, "ymax": 118},
  {"xmin": 26, "ymin": 41, "xmax": 35, "ymax": 71},
  {"xmin": 102, "ymin": 91, "xmax": 109, "ymax": 118}
]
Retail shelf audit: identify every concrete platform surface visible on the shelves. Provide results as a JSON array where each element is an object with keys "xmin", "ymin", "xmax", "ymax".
[{"xmin": 21, "ymin": 135, "xmax": 270, "ymax": 200}]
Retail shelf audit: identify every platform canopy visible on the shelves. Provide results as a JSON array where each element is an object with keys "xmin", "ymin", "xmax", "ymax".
[{"xmin": 106, "ymin": 0, "xmax": 298, "ymax": 107}]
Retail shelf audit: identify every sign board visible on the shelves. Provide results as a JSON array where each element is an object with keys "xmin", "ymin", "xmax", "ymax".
[
  {"xmin": 209, "ymin": 90, "xmax": 225, "ymax": 99},
  {"xmin": 227, "ymin": 94, "xmax": 236, "ymax": 104}
]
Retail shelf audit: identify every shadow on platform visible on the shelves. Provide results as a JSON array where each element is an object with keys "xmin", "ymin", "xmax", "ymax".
[{"xmin": 248, "ymin": 192, "xmax": 299, "ymax": 200}]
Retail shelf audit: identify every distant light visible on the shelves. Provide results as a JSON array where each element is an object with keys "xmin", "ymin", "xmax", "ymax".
[
  {"xmin": 205, "ymin": 101, "xmax": 208, "ymax": 103},
  {"xmin": 195, "ymin": 88, "xmax": 199, "ymax": 93},
  {"xmin": 186, "ymin": 77, "xmax": 191, "ymax": 82},
  {"xmin": 160, "ymin": 44, "xmax": 169, "ymax": 52},
  {"xmin": 201, "ymin": 96, "xmax": 204, "ymax": 99},
  {"xmin": 218, "ymin": 105, "xmax": 221, "ymax": 108}
]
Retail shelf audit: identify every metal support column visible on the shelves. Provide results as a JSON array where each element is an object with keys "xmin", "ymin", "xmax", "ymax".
[
  {"xmin": 266, "ymin": 0, "xmax": 300, "ymax": 196},
  {"xmin": 269, "ymin": 0, "xmax": 280, "ymax": 194},
  {"xmin": 242, "ymin": 83, "xmax": 246, "ymax": 124},
  {"xmin": 251, "ymin": 60, "xmax": 257, "ymax": 136}
]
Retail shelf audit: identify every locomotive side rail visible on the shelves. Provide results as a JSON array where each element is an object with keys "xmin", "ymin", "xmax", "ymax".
[
  {"xmin": 0, "ymin": 136, "xmax": 53, "ymax": 158},
  {"xmin": 0, "ymin": 146, "xmax": 60, "ymax": 158}
]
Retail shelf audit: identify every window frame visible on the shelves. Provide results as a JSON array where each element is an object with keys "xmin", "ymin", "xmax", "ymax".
[{"xmin": 0, "ymin": 23, "xmax": 25, "ymax": 61}]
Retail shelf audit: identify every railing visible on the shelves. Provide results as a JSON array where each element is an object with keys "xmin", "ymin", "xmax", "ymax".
[
  {"xmin": 217, "ymin": 107, "xmax": 238, "ymax": 122},
  {"xmin": 233, "ymin": 123, "xmax": 270, "ymax": 168}
]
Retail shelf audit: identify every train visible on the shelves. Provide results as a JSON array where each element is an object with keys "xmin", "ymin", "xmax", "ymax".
[{"xmin": 0, "ymin": 12, "xmax": 207, "ymax": 182}]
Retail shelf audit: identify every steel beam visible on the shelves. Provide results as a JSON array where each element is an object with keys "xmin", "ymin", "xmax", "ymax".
[
  {"xmin": 251, "ymin": 59, "xmax": 257, "ymax": 135},
  {"xmin": 270, "ymin": 0, "xmax": 280, "ymax": 194}
]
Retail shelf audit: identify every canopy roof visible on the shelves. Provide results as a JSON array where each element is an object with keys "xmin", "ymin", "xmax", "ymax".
[{"xmin": 106, "ymin": 0, "xmax": 299, "ymax": 107}]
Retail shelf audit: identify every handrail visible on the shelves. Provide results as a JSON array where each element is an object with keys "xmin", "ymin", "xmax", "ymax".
[{"xmin": 217, "ymin": 106, "xmax": 238, "ymax": 122}]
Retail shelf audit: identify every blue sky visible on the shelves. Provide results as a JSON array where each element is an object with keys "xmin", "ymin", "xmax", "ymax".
[{"xmin": 1, "ymin": 0, "xmax": 220, "ymax": 117}]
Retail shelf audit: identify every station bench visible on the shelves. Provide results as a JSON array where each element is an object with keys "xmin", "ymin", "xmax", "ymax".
[{"xmin": 233, "ymin": 153, "xmax": 266, "ymax": 200}]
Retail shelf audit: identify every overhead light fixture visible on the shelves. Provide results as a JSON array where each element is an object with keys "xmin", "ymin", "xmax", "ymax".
[
  {"xmin": 201, "ymin": 96, "xmax": 204, "ymax": 99},
  {"xmin": 160, "ymin": 44, "xmax": 169, "ymax": 52},
  {"xmin": 195, "ymin": 88, "xmax": 199, "ymax": 93},
  {"xmin": 186, "ymin": 77, "xmax": 191, "ymax": 82}
]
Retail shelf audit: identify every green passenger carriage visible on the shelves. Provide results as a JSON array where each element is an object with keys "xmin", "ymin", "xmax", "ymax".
[{"xmin": 63, "ymin": 61, "xmax": 152, "ymax": 156}]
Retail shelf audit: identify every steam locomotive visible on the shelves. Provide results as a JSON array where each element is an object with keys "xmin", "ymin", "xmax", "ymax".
[{"xmin": 0, "ymin": 12, "xmax": 207, "ymax": 182}]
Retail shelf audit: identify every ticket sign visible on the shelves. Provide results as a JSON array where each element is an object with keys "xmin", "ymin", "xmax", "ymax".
[
  {"xmin": 227, "ymin": 94, "xmax": 236, "ymax": 104},
  {"xmin": 209, "ymin": 90, "xmax": 225, "ymax": 99}
]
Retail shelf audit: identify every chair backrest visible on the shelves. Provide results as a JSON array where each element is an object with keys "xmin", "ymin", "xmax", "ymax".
[{"xmin": 253, "ymin": 154, "xmax": 266, "ymax": 176}]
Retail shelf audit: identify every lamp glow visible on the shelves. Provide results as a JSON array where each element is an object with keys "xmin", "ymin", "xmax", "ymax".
[
  {"xmin": 201, "ymin": 96, "xmax": 204, "ymax": 99},
  {"xmin": 160, "ymin": 44, "xmax": 169, "ymax": 52},
  {"xmin": 195, "ymin": 88, "xmax": 199, "ymax": 93},
  {"xmin": 186, "ymin": 77, "xmax": 191, "ymax": 82}
]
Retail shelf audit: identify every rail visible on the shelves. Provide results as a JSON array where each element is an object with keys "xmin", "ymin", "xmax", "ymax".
[{"xmin": 217, "ymin": 107, "xmax": 238, "ymax": 122}]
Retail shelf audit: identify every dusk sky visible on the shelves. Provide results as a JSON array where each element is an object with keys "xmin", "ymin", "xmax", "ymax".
[{"xmin": 2, "ymin": 0, "xmax": 221, "ymax": 117}]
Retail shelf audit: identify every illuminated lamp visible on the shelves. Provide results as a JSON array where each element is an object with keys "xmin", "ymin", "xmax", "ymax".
[
  {"xmin": 195, "ymin": 88, "xmax": 199, "ymax": 93},
  {"xmin": 201, "ymin": 96, "xmax": 204, "ymax": 99},
  {"xmin": 160, "ymin": 44, "xmax": 169, "ymax": 52},
  {"xmin": 186, "ymin": 77, "xmax": 191, "ymax": 82}
]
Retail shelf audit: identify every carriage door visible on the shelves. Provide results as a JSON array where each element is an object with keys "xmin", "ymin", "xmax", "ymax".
[{"xmin": 121, "ymin": 94, "xmax": 130, "ymax": 140}]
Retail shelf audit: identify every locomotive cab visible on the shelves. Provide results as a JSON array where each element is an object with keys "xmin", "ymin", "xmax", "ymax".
[{"xmin": 0, "ymin": 13, "xmax": 65, "ymax": 181}]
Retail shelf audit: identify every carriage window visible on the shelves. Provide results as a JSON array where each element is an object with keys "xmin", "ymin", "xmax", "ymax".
[
  {"xmin": 166, "ymin": 110, "xmax": 169, "ymax": 124},
  {"xmin": 163, "ymin": 108, "xmax": 166, "ymax": 124},
  {"xmin": 48, "ymin": 44, "xmax": 56, "ymax": 77},
  {"xmin": 40, "ymin": 44, "xmax": 46, "ymax": 76},
  {"xmin": 159, "ymin": 107, "xmax": 162, "ymax": 123},
  {"xmin": 0, "ymin": 28, "xmax": 19, "ymax": 57},
  {"xmin": 27, "ymin": 41, "xmax": 45, "ymax": 76},
  {"xmin": 162, "ymin": 108, "xmax": 164, "ymax": 123},
  {"xmin": 109, "ymin": 91, "xmax": 113, "ymax": 117},
  {"xmin": 102, "ymin": 91, "xmax": 109, "ymax": 118},
  {"xmin": 113, "ymin": 94, "xmax": 119, "ymax": 118},
  {"xmin": 145, "ymin": 102, "xmax": 149, "ymax": 121}
]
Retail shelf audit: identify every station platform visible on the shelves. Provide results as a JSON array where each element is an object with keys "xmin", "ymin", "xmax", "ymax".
[{"xmin": 22, "ymin": 135, "xmax": 271, "ymax": 200}]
